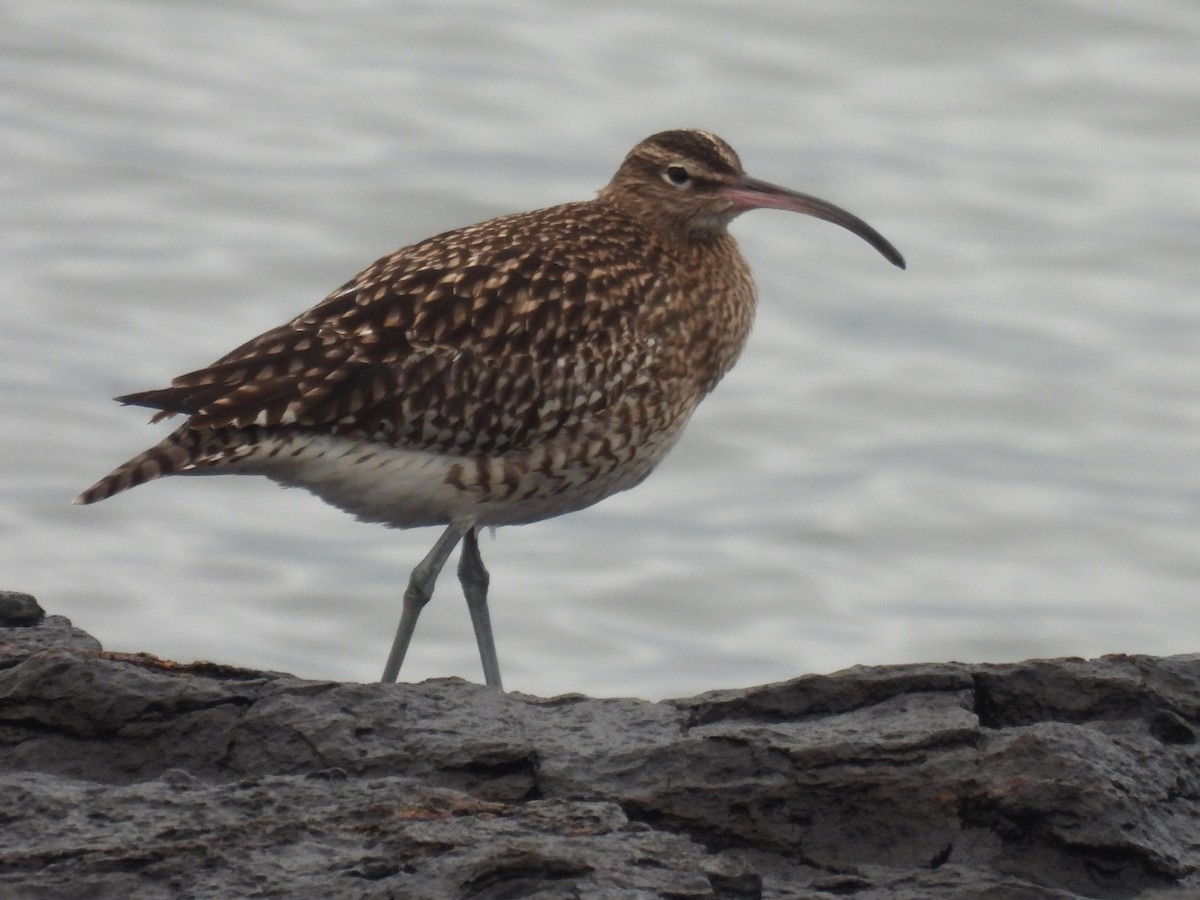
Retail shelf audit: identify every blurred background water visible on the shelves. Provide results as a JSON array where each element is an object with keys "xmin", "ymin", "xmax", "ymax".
[{"xmin": 3, "ymin": 0, "xmax": 1198, "ymax": 699}]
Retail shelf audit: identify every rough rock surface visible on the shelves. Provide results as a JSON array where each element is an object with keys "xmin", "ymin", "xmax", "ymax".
[{"xmin": 0, "ymin": 591, "xmax": 1197, "ymax": 899}]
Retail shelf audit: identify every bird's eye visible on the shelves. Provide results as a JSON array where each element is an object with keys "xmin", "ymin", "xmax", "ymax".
[{"xmin": 663, "ymin": 164, "xmax": 691, "ymax": 187}]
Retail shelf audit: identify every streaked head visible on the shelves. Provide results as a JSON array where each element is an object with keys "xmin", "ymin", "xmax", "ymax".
[{"xmin": 600, "ymin": 129, "xmax": 905, "ymax": 268}]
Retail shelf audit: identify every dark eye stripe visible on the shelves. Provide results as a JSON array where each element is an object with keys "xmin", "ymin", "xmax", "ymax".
[{"xmin": 648, "ymin": 130, "xmax": 741, "ymax": 177}]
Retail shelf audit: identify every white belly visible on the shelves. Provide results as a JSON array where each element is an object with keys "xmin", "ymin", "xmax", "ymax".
[{"xmin": 189, "ymin": 422, "xmax": 690, "ymax": 530}]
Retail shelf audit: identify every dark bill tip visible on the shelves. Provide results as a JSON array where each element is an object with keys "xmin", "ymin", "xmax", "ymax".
[{"xmin": 725, "ymin": 175, "xmax": 906, "ymax": 269}]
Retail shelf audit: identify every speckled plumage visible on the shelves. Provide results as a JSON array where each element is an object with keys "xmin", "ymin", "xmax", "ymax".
[{"xmin": 77, "ymin": 129, "xmax": 904, "ymax": 689}]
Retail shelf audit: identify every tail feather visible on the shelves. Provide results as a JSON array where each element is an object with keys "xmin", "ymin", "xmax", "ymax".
[{"xmin": 74, "ymin": 430, "xmax": 201, "ymax": 505}]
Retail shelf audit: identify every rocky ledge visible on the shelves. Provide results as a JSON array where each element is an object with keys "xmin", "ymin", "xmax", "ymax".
[{"xmin": 0, "ymin": 591, "xmax": 1197, "ymax": 900}]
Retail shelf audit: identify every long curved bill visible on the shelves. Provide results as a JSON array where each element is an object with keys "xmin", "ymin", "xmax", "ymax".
[{"xmin": 723, "ymin": 175, "xmax": 906, "ymax": 269}]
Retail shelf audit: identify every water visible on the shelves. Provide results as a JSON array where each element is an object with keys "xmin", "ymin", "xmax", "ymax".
[{"xmin": 3, "ymin": 0, "xmax": 1198, "ymax": 699}]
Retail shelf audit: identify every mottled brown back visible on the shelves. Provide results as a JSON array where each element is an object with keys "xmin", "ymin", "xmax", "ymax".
[{"xmin": 117, "ymin": 200, "xmax": 719, "ymax": 457}]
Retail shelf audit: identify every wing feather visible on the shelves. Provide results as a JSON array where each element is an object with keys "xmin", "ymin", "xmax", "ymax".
[{"xmin": 118, "ymin": 202, "xmax": 672, "ymax": 454}]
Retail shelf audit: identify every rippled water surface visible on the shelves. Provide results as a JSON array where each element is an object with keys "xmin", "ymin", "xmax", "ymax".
[{"xmin": 4, "ymin": 0, "xmax": 1198, "ymax": 698}]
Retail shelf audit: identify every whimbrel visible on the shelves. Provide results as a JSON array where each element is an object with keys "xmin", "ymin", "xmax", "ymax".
[{"xmin": 76, "ymin": 129, "xmax": 905, "ymax": 690}]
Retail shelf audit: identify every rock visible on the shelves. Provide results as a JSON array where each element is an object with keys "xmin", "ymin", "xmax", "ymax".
[
  {"xmin": 0, "ymin": 591, "xmax": 44, "ymax": 627},
  {"xmin": 0, "ymin": 597, "xmax": 1197, "ymax": 899}
]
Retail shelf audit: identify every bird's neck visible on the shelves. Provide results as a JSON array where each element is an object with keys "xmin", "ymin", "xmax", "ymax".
[{"xmin": 651, "ymin": 231, "xmax": 758, "ymax": 399}]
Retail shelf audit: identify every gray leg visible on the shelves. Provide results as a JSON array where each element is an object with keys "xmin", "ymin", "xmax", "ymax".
[
  {"xmin": 381, "ymin": 524, "xmax": 462, "ymax": 684},
  {"xmin": 458, "ymin": 527, "xmax": 503, "ymax": 690}
]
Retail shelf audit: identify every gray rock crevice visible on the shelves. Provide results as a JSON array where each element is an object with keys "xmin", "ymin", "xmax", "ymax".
[{"xmin": 0, "ymin": 590, "xmax": 1197, "ymax": 899}]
